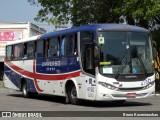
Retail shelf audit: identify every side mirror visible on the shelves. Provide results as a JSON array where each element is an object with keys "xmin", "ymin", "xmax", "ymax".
[{"xmin": 85, "ymin": 43, "xmax": 94, "ymax": 70}]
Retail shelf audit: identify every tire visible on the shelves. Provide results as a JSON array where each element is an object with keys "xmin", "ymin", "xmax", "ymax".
[
  {"xmin": 67, "ymin": 84, "xmax": 79, "ymax": 105},
  {"xmin": 22, "ymin": 82, "xmax": 30, "ymax": 98}
]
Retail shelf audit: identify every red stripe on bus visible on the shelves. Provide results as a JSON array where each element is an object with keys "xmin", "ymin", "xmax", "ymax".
[
  {"xmin": 33, "ymin": 60, "xmax": 43, "ymax": 92},
  {"xmin": 5, "ymin": 61, "xmax": 81, "ymax": 92},
  {"xmin": 6, "ymin": 61, "xmax": 81, "ymax": 80}
]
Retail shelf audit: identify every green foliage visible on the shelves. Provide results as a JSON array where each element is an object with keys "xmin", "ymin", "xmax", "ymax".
[
  {"xmin": 28, "ymin": 0, "xmax": 73, "ymax": 25},
  {"xmin": 28, "ymin": 0, "xmax": 123, "ymax": 26},
  {"xmin": 28, "ymin": 0, "xmax": 160, "ymax": 28},
  {"xmin": 70, "ymin": 0, "xmax": 122, "ymax": 26},
  {"xmin": 28, "ymin": 0, "xmax": 160, "ymax": 41},
  {"xmin": 152, "ymin": 29, "xmax": 160, "ymax": 49},
  {"xmin": 115, "ymin": 0, "xmax": 160, "ymax": 28}
]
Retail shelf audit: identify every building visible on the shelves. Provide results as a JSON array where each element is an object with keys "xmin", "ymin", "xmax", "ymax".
[{"xmin": 0, "ymin": 22, "xmax": 47, "ymax": 80}]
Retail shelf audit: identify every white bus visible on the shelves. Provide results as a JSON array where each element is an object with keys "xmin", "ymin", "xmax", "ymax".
[{"xmin": 3, "ymin": 24, "xmax": 155, "ymax": 104}]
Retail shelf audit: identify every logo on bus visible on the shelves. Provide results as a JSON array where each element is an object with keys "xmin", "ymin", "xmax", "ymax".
[{"xmin": 42, "ymin": 61, "xmax": 60, "ymax": 67}]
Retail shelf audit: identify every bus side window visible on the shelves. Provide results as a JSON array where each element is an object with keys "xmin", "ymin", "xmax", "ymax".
[
  {"xmin": 36, "ymin": 40, "xmax": 44, "ymax": 58},
  {"xmin": 45, "ymin": 39, "xmax": 49, "ymax": 57},
  {"xmin": 27, "ymin": 42, "xmax": 34, "ymax": 59},
  {"xmin": 6, "ymin": 46, "xmax": 13, "ymax": 60},
  {"xmin": 61, "ymin": 34, "xmax": 76, "ymax": 56},
  {"xmin": 34, "ymin": 41, "xmax": 37, "ymax": 57},
  {"xmin": 73, "ymin": 34, "xmax": 77, "ymax": 55},
  {"xmin": 14, "ymin": 44, "xmax": 23, "ymax": 60},
  {"xmin": 49, "ymin": 37, "xmax": 60, "ymax": 57},
  {"xmin": 23, "ymin": 43, "xmax": 27, "ymax": 59},
  {"xmin": 61, "ymin": 37, "xmax": 65, "ymax": 56}
]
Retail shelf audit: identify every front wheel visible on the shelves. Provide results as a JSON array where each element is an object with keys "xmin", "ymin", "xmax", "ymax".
[{"xmin": 67, "ymin": 84, "xmax": 79, "ymax": 105}]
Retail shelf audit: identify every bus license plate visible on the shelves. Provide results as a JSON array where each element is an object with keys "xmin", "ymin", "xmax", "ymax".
[{"xmin": 127, "ymin": 93, "xmax": 136, "ymax": 98}]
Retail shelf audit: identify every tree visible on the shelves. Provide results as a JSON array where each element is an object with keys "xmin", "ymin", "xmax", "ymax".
[
  {"xmin": 114, "ymin": 0, "xmax": 160, "ymax": 29},
  {"xmin": 70, "ymin": 0, "xmax": 123, "ymax": 26},
  {"xmin": 28, "ymin": 0, "xmax": 71, "ymax": 26},
  {"xmin": 28, "ymin": 0, "xmax": 160, "ymax": 28},
  {"xmin": 28, "ymin": 0, "xmax": 123, "ymax": 26}
]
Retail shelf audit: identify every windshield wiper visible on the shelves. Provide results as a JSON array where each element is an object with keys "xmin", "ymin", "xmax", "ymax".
[
  {"xmin": 132, "ymin": 46, "xmax": 148, "ymax": 76},
  {"xmin": 137, "ymin": 54, "xmax": 148, "ymax": 76},
  {"xmin": 115, "ymin": 55, "xmax": 127, "ymax": 79}
]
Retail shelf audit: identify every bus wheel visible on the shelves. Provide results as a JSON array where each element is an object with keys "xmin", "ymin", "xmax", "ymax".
[
  {"xmin": 22, "ymin": 82, "xmax": 30, "ymax": 98},
  {"xmin": 68, "ymin": 84, "xmax": 79, "ymax": 104}
]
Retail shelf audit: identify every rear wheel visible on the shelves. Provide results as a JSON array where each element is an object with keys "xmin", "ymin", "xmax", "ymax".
[
  {"xmin": 22, "ymin": 82, "xmax": 30, "ymax": 98},
  {"xmin": 67, "ymin": 84, "xmax": 79, "ymax": 104}
]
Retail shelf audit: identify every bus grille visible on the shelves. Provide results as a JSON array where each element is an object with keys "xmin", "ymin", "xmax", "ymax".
[
  {"xmin": 117, "ymin": 87, "xmax": 144, "ymax": 91},
  {"xmin": 112, "ymin": 93, "xmax": 148, "ymax": 98}
]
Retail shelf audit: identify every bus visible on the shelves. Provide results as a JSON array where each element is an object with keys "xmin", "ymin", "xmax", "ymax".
[{"xmin": 3, "ymin": 24, "xmax": 155, "ymax": 104}]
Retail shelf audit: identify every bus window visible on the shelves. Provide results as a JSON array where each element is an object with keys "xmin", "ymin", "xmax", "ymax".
[
  {"xmin": 61, "ymin": 34, "xmax": 76, "ymax": 56},
  {"xmin": 45, "ymin": 39, "xmax": 49, "ymax": 57},
  {"xmin": 6, "ymin": 46, "xmax": 13, "ymax": 60},
  {"xmin": 34, "ymin": 41, "xmax": 37, "ymax": 57},
  {"xmin": 49, "ymin": 38, "xmax": 60, "ymax": 57},
  {"xmin": 27, "ymin": 42, "xmax": 34, "ymax": 59},
  {"xmin": 37, "ymin": 40, "xmax": 44, "ymax": 58},
  {"xmin": 14, "ymin": 44, "xmax": 23, "ymax": 60},
  {"xmin": 80, "ymin": 31, "xmax": 94, "ymax": 74},
  {"xmin": 23, "ymin": 43, "xmax": 27, "ymax": 58}
]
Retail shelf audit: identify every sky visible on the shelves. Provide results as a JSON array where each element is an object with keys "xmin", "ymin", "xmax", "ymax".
[{"xmin": 0, "ymin": 0, "xmax": 54, "ymax": 32}]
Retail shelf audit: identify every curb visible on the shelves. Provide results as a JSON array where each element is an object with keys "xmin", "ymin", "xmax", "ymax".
[{"xmin": 155, "ymin": 94, "xmax": 160, "ymax": 96}]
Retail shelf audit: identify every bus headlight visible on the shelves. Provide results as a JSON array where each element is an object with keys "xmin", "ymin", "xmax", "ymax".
[
  {"xmin": 98, "ymin": 81, "xmax": 117, "ymax": 90},
  {"xmin": 143, "ymin": 81, "xmax": 155, "ymax": 90}
]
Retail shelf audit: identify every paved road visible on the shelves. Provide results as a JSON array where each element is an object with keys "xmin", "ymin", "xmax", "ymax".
[{"xmin": 0, "ymin": 87, "xmax": 160, "ymax": 120}]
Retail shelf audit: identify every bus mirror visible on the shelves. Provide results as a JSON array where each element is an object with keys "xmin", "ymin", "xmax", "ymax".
[
  {"xmin": 94, "ymin": 45, "xmax": 100, "ymax": 64},
  {"xmin": 85, "ymin": 43, "xmax": 94, "ymax": 70}
]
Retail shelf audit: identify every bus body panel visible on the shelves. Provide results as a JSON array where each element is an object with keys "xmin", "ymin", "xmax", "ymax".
[
  {"xmin": 4, "ymin": 56, "xmax": 82, "ymax": 95},
  {"xmin": 3, "ymin": 74, "xmax": 19, "ymax": 90}
]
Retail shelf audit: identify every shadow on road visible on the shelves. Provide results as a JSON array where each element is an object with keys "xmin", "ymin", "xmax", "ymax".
[{"xmin": 7, "ymin": 93, "xmax": 152, "ymax": 108}]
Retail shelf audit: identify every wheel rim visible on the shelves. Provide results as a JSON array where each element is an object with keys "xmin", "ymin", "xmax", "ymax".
[{"xmin": 23, "ymin": 84, "xmax": 27, "ymax": 96}]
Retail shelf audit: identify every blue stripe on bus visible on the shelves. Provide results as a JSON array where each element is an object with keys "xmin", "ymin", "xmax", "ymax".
[{"xmin": 36, "ymin": 56, "xmax": 81, "ymax": 74}]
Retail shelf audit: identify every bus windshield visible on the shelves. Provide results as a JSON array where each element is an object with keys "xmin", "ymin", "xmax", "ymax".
[{"xmin": 98, "ymin": 31, "xmax": 154, "ymax": 75}]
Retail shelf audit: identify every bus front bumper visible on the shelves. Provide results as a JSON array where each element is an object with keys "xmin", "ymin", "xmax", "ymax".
[{"xmin": 95, "ymin": 84, "xmax": 155, "ymax": 101}]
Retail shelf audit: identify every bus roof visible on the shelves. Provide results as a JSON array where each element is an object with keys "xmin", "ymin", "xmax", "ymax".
[
  {"xmin": 6, "ymin": 24, "xmax": 149, "ymax": 46},
  {"xmin": 6, "ymin": 35, "xmax": 40, "ymax": 46},
  {"xmin": 39, "ymin": 24, "xmax": 149, "ymax": 39}
]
